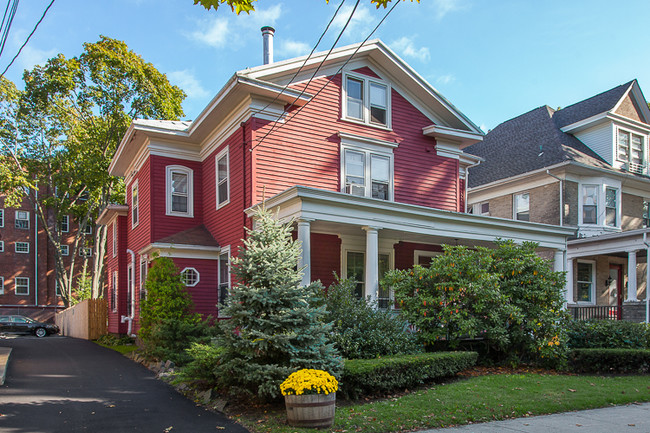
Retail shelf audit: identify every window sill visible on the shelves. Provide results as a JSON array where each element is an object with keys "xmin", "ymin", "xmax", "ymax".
[
  {"xmin": 165, "ymin": 212, "xmax": 194, "ymax": 218},
  {"xmin": 340, "ymin": 117, "xmax": 392, "ymax": 132}
]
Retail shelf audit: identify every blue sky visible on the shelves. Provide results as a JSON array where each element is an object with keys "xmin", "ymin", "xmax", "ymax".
[{"xmin": 6, "ymin": 0, "xmax": 650, "ymax": 131}]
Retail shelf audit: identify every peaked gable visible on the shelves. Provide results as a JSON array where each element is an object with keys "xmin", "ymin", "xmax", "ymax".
[
  {"xmin": 553, "ymin": 81, "xmax": 634, "ymax": 128},
  {"xmin": 614, "ymin": 93, "xmax": 644, "ymax": 122}
]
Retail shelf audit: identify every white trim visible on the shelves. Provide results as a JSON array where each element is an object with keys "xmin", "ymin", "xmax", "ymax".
[
  {"xmin": 337, "ymin": 131, "xmax": 398, "ymax": 149},
  {"xmin": 216, "ymin": 146, "xmax": 230, "ymax": 209},
  {"xmin": 513, "ymin": 192, "xmax": 530, "ymax": 221},
  {"xmin": 140, "ymin": 255, "xmax": 148, "ymax": 300},
  {"xmin": 340, "ymin": 140, "xmax": 394, "ymax": 201},
  {"xmin": 61, "ymin": 215, "xmax": 69, "ymax": 233},
  {"xmin": 165, "ymin": 165, "xmax": 194, "ymax": 218},
  {"xmin": 15, "ymin": 277, "xmax": 29, "ymax": 296},
  {"xmin": 0, "ymin": 241, "xmax": 3, "ymax": 253},
  {"xmin": 15, "ymin": 242, "xmax": 29, "ymax": 254},
  {"xmin": 60, "ymin": 245, "xmax": 69, "ymax": 256},
  {"xmin": 422, "ymin": 124, "xmax": 483, "ymax": 149},
  {"xmin": 0, "ymin": 208, "xmax": 3, "ymax": 227},
  {"xmin": 414, "ymin": 249, "xmax": 441, "ymax": 265},
  {"xmin": 131, "ymin": 179, "xmax": 139, "ymax": 229},
  {"xmin": 112, "ymin": 221, "xmax": 117, "ymax": 258},
  {"xmin": 0, "ymin": 277, "xmax": 4, "ymax": 295},
  {"xmin": 111, "ymin": 271, "xmax": 118, "ymax": 313},
  {"xmin": 341, "ymin": 70, "xmax": 392, "ymax": 130},
  {"xmin": 575, "ymin": 259, "xmax": 596, "ymax": 305},
  {"xmin": 15, "ymin": 210, "xmax": 29, "ymax": 229},
  {"xmin": 180, "ymin": 267, "xmax": 200, "ymax": 287},
  {"xmin": 139, "ymin": 243, "xmax": 221, "ymax": 260},
  {"xmin": 218, "ymin": 246, "xmax": 231, "ymax": 318}
]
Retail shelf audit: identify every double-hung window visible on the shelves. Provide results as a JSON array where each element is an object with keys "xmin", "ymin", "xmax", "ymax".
[
  {"xmin": 0, "ymin": 241, "xmax": 3, "ymax": 252},
  {"xmin": 582, "ymin": 185, "xmax": 598, "ymax": 224},
  {"xmin": 605, "ymin": 187, "xmax": 617, "ymax": 227},
  {"xmin": 111, "ymin": 271, "xmax": 118, "ymax": 312},
  {"xmin": 60, "ymin": 245, "xmax": 69, "ymax": 256},
  {"xmin": 15, "ymin": 277, "xmax": 29, "ymax": 295},
  {"xmin": 0, "ymin": 208, "xmax": 4, "ymax": 227},
  {"xmin": 643, "ymin": 200, "xmax": 650, "ymax": 228},
  {"xmin": 576, "ymin": 261, "xmax": 595, "ymax": 303},
  {"xmin": 343, "ymin": 73, "xmax": 390, "ymax": 128},
  {"xmin": 218, "ymin": 247, "xmax": 231, "ymax": 312},
  {"xmin": 341, "ymin": 135, "xmax": 395, "ymax": 200},
  {"xmin": 15, "ymin": 210, "xmax": 29, "ymax": 229},
  {"xmin": 140, "ymin": 256, "xmax": 147, "ymax": 301},
  {"xmin": 513, "ymin": 193, "xmax": 530, "ymax": 221},
  {"xmin": 131, "ymin": 181, "xmax": 139, "ymax": 228},
  {"xmin": 60, "ymin": 215, "xmax": 69, "ymax": 233},
  {"xmin": 112, "ymin": 222, "xmax": 117, "ymax": 258},
  {"xmin": 216, "ymin": 148, "xmax": 229, "ymax": 208},
  {"xmin": 617, "ymin": 129, "xmax": 646, "ymax": 172},
  {"xmin": 0, "ymin": 277, "xmax": 3, "ymax": 294},
  {"xmin": 166, "ymin": 166, "xmax": 194, "ymax": 217}
]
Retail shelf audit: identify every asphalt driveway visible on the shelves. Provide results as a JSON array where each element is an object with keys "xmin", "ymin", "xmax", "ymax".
[{"xmin": 0, "ymin": 336, "xmax": 250, "ymax": 433}]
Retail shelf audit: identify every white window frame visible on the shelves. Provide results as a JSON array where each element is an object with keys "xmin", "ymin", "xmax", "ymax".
[
  {"xmin": 15, "ymin": 277, "xmax": 29, "ymax": 296},
  {"xmin": 55, "ymin": 280, "xmax": 61, "ymax": 297},
  {"xmin": 15, "ymin": 242, "xmax": 29, "ymax": 254},
  {"xmin": 342, "ymin": 71, "xmax": 392, "ymax": 129},
  {"xmin": 79, "ymin": 247, "xmax": 92, "ymax": 258},
  {"xmin": 513, "ymin": 192, "xmax": 530, "ymax": 221},
  {"xmin": 340, "ymin": 237, "xmax": 394, "ymax": 305},
  {"xmin": 60, "ymin": 245, "xmax": 69, "ymax": 256},
  {"xmin": 616, "ymin": 127, "xmax": 647, "ymax": 171},
  {"xmin": 112, "ymin": 271, "xmax": 118, "ymax": 312},
  {"xmin": 218, "ymin": 246, "xmax": 231, "ymax": 316},
  {"xmin": 82, "ymin": 222, "xmax": 93, "ymax": 235},
  {"xmin": 216, "ymin": 147, "xmax": 230, "ymax": 209},
  {"xmin": 605, "ymin": 187, "xmax": 618, "ymax": 227},
  {"xmin": 0, "ymin": 241, "xmax": 3, "ymax": 253},
  {"xmin": 578, "ymin": 180, "xmax": 621, "ymax": 228},
  {"xmin": 340, "ymin": 135, "xmax": 395, "ymax": 201},
  {"xmin": 414, "ymin": 250, "xmax": 441, "ymax": 267},
  {"xmin": 140, "ymin": 255, "xmax": 147, "ymax": 300},
  {"xmin": 166, "ymin": 165, "xmax": 194, "ymax": 217},
  {"xmin": 15, "ymin": 210, "xmax": 29, "ymax": 229},
  {"xmin": 112, "ymin": 221, "xmax": 117, "ymax": 258},
  {"xmin": 0, "ymin": 277, "xmax": 3, "ymax": 294},
  {"xmin": 131, "ymin": 180, "xmax": 139, "ymax": 229},
  {"xmin": 180, "ymin": 267, "xmax": 200, "ymax": 287},
  {"xmin": 61, "ymin": 215, "xmax": 69, "ymax": 233},
  {"xmin": 576, "ymin": 260, "xmax": 596, "ymax": 304},
  {"xmin": 0, "ymin": 208, "xmax": 4, "ymax": 227}
]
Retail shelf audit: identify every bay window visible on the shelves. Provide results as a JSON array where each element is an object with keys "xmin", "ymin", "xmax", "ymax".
[
  {"xmin": 582, "ymin": 185, "xmax": 598, "ymax": 224},
  {"xmin": 605, "ymin": 187, "xmax": 617, "ymax": 227}
]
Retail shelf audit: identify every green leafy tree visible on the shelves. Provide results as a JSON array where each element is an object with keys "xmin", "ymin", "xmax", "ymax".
[
  {"xmin": 218, "ymin": 207, "xmax": 341, "ymax": 400},
  {"xmin": 0, "ymin": 37, "xmax": 185, "ymax": 306},
  {"xmin": 194, "ymin": 0, "xmax": 419, "ymax": 14},
  {"xmin": 139, "ymin": 256, "xmax": 199, "ymax": 345}
]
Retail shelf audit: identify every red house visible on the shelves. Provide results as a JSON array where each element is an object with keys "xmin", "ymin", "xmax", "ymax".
[{"xmin": 99, "ymin": 34, "xmax": 573, "ymax": 335}]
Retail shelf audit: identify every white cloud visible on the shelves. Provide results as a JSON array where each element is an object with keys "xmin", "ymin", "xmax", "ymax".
[
  {"xmin": 167, "ymin": 69, "xmax": 209, "ymax": 100},
  {"xmin": 279, "ymin": 40, "xmax": 311, "ymax": 57},
  {"xmin": 432, "ymin": 0, "xmax": 466, "ymax": 20},
  {"xmin": 391, "ymin": 36, "xmax": 430, "ymax": 62},
  {"xmin": 331, "ymin": 4, "xmax": 373, "ymax": 41},
  {"xmin": 16, "ymin": 45, "xmax": 58, "ymax": 71},
  {"xmin": 187, "ymin": 4, "xmax": 282, "ymax": 49},
  {"xmin": 436, "ymin": 74, "xmax": 455, "ymax": 85}
]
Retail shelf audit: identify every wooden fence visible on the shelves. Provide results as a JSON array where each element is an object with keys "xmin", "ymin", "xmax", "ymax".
[{"xmin": 55, "ymin": 299, "xmax": 107, "ymax": 340}]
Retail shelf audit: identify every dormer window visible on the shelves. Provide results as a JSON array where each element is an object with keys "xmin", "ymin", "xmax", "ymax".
[
  {"xmin": 166, "ymin": 165, "xmax": 194, "ymax": 218},
  {"xmin": 617, "ymin": 129, "xmax": 645, "ymax": 172},
  {"xmin": 343, "ymin": 73, "xmax": 391, "ymax": 128}
]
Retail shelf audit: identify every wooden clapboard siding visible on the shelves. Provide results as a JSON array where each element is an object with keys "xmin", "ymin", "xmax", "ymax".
[
  {"xmin": 310, "ymin": 233, "xmax": 341, "ymax": 288},
  {"xmin": 172, "ymin": 258, "xmax": 218, "ymax": 318},
  {"xmin": 394, "ymin": 241, "xmax": 443, "ymax": 271}
]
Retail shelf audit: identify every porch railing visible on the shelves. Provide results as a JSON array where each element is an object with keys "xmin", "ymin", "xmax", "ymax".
[{"xmin": 571, "ymin": 305, "xmax": 621, "ymax": 321}]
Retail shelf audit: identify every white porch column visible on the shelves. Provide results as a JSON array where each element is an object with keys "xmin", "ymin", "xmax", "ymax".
[
  {"xmin": 628, "ymin": 250, "xmax": 638, "ymax": 302},
  {"xmin": 565, "ymin": 258, "xmax": 574, "ymax": 305},
  {"xmin": 297, "ymin": 218, "xmax": 313, "ymax": 287},
  {"xmin": 362, "ymin": 226, "xmax": 380, "ymax": 303},
  {"xmin": 553, "ymin": 249, "xmax": 565, "ymax": 273}
]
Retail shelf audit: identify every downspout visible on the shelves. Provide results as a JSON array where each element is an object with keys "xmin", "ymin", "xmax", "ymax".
[
  {"xmin": 464, "ymin": 161, "xmax": 482, "ymax": 213},
  {"xmin": 121, "ymin": 249, "xmax": 136, "ymax": 336},
  {"xmin": 34, "ymin": 188, "xmax": 38, "ymax": 307},
  {"xmin": 643, "ymin": 232, "xmax": 650, "ymax": 323},
  {"xmin": 242, "ymin": 121, "xmax": 247, "ymax": 234},
  {"xmin": 546, "ymin": 170, "xmax": 563, "ymax": 226}
]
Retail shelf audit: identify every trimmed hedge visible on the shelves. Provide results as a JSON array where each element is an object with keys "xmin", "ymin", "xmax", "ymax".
[
  {"xmin": 569, "ymin": 348, "xmax": 650, "ymax": 374},
  {"xmin": 566, "ymin": 320, "xmax": 650, "ymax": 349},
  {"xmin": 340, "ymin": 351, "xmax": 478, "ymax": 399}
]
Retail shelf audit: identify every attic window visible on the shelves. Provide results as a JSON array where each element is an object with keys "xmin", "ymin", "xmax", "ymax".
[
  {"xmin": 343, "ymin": 73, "xmax": 391, "ymax": 128},
  {"xmin": 617, "ymin": 129, "xmax": 645, "ymax": 172}
]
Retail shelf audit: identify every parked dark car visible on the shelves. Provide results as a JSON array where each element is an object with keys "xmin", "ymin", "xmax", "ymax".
[{"xmin": 0, "ymin": 315, "xmax": 59, "ymax": 337}]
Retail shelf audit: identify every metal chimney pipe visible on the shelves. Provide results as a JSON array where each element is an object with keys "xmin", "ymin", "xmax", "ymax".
[{"xmin": 261, "ymin": 26, "xmax": 275, "ymax": 65}]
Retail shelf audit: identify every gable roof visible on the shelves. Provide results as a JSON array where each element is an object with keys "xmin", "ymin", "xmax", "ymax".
[
  {"xmin": 465, "ymin": 106, "xmax": 609, "ymax": 187},
  {"xmin": 553, "ymin": 81, "xmax": 635, "ymax": 128}
]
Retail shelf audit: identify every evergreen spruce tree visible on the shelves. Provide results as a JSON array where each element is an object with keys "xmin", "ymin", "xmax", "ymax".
[{"xmin": 218, "ymin": 208, "xmax": 341, "ymax": 400}]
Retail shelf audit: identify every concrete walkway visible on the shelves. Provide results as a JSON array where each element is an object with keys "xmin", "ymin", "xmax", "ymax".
[
  {"xmin": 0, "ymin": 346, "xmax": 10, "ymax": 385},
  {"xmin": 422, "ymin": 402, "xmax": 650, "ymax": 432}
]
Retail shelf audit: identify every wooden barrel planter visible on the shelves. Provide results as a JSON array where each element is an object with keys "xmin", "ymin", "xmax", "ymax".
[{"xmin": 284, "ymin": 393, "xmax": 336, "ymax": 428}]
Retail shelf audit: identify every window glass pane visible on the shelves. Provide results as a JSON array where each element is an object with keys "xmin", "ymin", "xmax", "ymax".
[
  {"xmin": 218, "ymin": 182, "xmax": 229, "ymax": 204},
  {"xmin": 377, "ymin": 254, "xmax": 390, "ymax": 309},
  {"xmin": 605, "ymin": 188, "xmax": 616, "ymax": 207},
  {"xmin": 617, "ymin": 131, "xmax": 630, "ymax": 161},
  {"xmin": 219, "ymin": 253, "xmax": 229, "ymax": 305},
  {"xmin": 371, "ymin": 155, "xmax": 389, "ymax": 182},
  {"xmin": 218, "ymin": 156, "xmax": 228, "ymax": 182},
  {"xmin": 369, "ymin": 83, "xmax": 387, "ymax": 125},
  {"xmin": 172, "ymin": 195, "xmax": 188, "ymax": 213},
  {"xmin": 345, "ymin": 150, "xmax": 365, "ymax": 195},
  {"xmin": 346, "ymin": 78, "xmax": 363, "ymax": 120},
  {"xmin": 605, "ymin": 187, "xmax": 617, "ymax": 227},
  {"xmin": 515, "ymin": 193, "xmax": 529, "ymax": 221},
  {"xmin": 582, "ymin": 185, "xmax": 598, "ymax": 224},
  {"xmin": 171, "ymin": 173, "xmax": 187, "ymax": 194},
  {"xmin": 346, "ymin": 251, "xmax": 364, "ymax": 299},
  {"xmin": 631, "ymin": 135, "xmax": 644, "ymax": 165}
]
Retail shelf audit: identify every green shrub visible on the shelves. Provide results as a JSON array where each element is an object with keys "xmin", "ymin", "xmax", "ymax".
[
  {"xmin": 145, "ymin": 318, "xmax": 217, "ymax": 366},
  {"xmin": 340, "ymin": 351, "xmax": 478, "ymax": 399},
  {"xmin": 179, "ymin": 342, "xmax": 225, "ymax": 386},
  {"xmin": 568, "ymin": 348, "xmax": 650, "ymax": 374},
  {"xmin": 567, "ymin": 320, "xmax": 650, "ymax": 349},
  {"xmin": 96, "ymin": 334, "xmax": 135, "ymax": 346},
  {"xmin": 322, "ymin": 278, "xmax": 421, "ymax": 359}
]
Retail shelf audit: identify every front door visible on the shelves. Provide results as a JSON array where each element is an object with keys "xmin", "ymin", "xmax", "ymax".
[{"xmin": 608, "ymin": 265, "xmax": 623, "ymax": 320}]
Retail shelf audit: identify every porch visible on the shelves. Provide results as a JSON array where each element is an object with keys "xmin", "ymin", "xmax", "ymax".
[{"xmin": 568, "ymin": 303, "xmax": 646, "ymax": 322}]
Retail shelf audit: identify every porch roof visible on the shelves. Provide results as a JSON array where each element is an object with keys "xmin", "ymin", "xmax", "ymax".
[
  {"xmin": 567, "ymin": 228, "xmax": 650, "ymax": 259},
  {"xmin": 248, "ymin": 186, "xmax": 575, "ymax": 251}
]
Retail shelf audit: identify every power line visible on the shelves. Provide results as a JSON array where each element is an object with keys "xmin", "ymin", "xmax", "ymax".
[
  {"xmin": 0, "ymin": 0, "xmax": 19, "ymax": 59},
  {"xmin": 1, "ymin": 0, "xmax": 54, "ymax": 77},
  {"xmin": 251, "ymin": 0, "xmax": 347, "ymax": 117},
  {"xmin": 252, "ymin": 0, "xmax": 400, "ymax": 151}
]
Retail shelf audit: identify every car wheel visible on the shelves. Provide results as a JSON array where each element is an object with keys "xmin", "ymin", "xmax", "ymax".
[{"xmin": 35, "ymin": 328, "xmax": 47, "ymax": 338}]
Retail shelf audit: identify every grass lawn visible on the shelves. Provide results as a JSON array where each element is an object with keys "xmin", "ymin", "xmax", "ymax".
[{"xmin": 228, "ymin": 371, "xmax": 650, "ymax": 433}]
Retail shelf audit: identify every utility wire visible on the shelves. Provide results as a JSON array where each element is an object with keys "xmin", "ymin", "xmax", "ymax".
[
  {"xmin": 0, "ymin": 0, "xmax": 18, "ymax": 59},
  {"xmin": 1, "ymin": 0, "xmax": 54, "ymax": 77},
  {"xmin": 252, "ymin": 0, "xmax": 400, "ymax": 151},
  {"xmin": 251, "ymin": 0, "xmax": 363, "ymax": 151},
  {"xmin": 251, "ymin": 0, "xmax": 347, "ymax": 117}
]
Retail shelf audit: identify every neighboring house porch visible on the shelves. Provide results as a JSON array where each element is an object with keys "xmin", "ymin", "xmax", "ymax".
[{"xmin": 567, "ymin": 228, "xmax": 649, "ymax": 322}]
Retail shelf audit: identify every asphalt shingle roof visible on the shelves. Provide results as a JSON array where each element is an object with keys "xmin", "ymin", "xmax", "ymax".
[
  {"xmin": 154, "ymin": 225, "xmax": 219, "ymax": 248},
  {"xmin": 465, "ymin": 82, "xmax": 638, "ymax": 188}
]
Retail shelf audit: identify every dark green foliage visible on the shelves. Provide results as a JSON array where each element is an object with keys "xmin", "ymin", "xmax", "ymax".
[
  {"xmin": 567, "ymin": 320, "xmax": 650, "ymax": 349},
  {"xmin": 340, "ymin": 351, "xmax": 478, "ymax": 399},
  {"xmin": 179, "ymin": 342, "xmax": 225, "ymax": 385},
  {"xmin": 322, "ymin": 278, "xmax": 421, "ymax": 359},
  {"xmin": 96, "ymin": 334, "xmax": 134, "ymax": 346},
  {"xmin": 217, "ymin": 208, "xmax": 341, "ymax": 400},
  {"xmin": 384, "ymin": 240, "xmax": 568, "ymax": 366},
  {"xmin": 145, "ymin": 318, "xmax": 217, "ymax": 366},
  {"xmin": 569, "ymin": 348, "xmax": 650, "ymax": 374}
]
